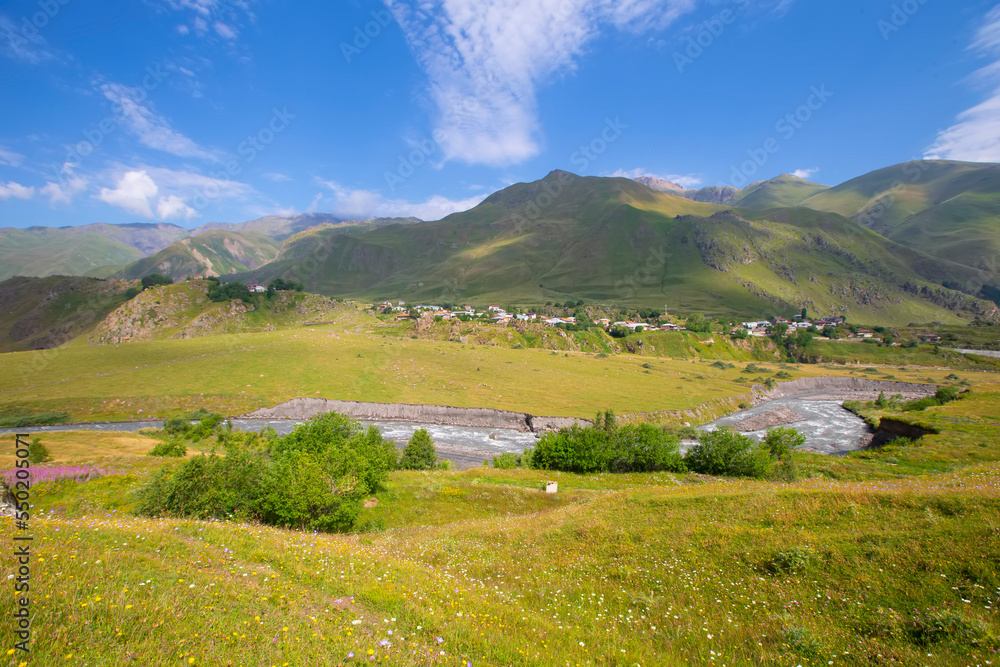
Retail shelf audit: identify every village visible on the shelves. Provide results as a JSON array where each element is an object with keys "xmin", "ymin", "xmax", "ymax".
[{"xmin": 372, "ymin": 300, "xmax": 945, "ymax": 343}]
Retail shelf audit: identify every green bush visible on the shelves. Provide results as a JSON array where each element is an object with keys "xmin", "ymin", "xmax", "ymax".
[
  {"xmin": 606, "ymin": 424, "xmax": 684, "ymax": 473},
  {"xmin": 27, "ymin": 438, "xmax": 52, "ymax": 464},
  {"xmin": 529, "ymin": 415, "xmax": 684, "ymax": 474},
  {"xmin": 0, "ymin": 411, "xmax": 70, "ymax": 428},
  {"xmin": 492, "ymin": 452, "xmax": 520, "ymax": 469},
  {"xmin": 136, "ymin": 411, "xmax": 397, "ymax": 533},
  {"xmin": 141, "ymin": 273, "xmax": 173, "ymax": 289},
  {"xmin": 764, "ymin": 427, "xmax": 805, "ymax": 459},
  {"xmin": 399, "ymin": 428, "xmax": 438, "ymax": 470},
  {"xmin": 684, "ymin": 428, "xmax": 770, "ymax": 478},
  {"xmin": 207, "ymin": 281, "xmax": 253, "ymax": 303},
  {"xmin": 149, "ymin": 440, "xmax": 187, "ymax": 457}
]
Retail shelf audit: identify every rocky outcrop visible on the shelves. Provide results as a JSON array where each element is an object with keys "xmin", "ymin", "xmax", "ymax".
[
  {"xmin": 240, "ymin": 398, "xmax": 591, "ymax": 433},
  {"xmin": 733, "ymin": 406, "xmax": 805, "ymax": 432}
]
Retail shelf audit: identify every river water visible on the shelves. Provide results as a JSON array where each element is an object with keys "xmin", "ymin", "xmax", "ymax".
[
  {"xmin": 699, "ymin": 396, "xmax": 871, "ymax": 455},
  {"xmin": 0, "ymin": 419, "xmax": 538, "ymax": 470},
  {"xmin": 2, "ymin": 396, "xmax": 872, "ymax": 465}
]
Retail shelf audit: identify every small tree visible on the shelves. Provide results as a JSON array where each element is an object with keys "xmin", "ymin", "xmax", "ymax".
[
  {"xmin": 28, "ymin": 437, "xmax": 52, "ymax": 464},
  {"xmin": 400, "ymin": 428, "xmax": 438, "ymax": 470},
  {"xmin": 685, "ymin": 313, "xmax": 712, "ymax": 333}
]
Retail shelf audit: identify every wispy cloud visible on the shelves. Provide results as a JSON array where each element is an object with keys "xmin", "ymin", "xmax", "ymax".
[
  {"xmin": 162, "ymin": 0, "xmax": 253, "ymax": 45},
  {"xmin": 0, "ymin": 15, "xmax": 63, "ymax": 64},
  {"xmin": 0, "ymin": 144, "xmax": 25, "ymax": 167},
  {"xmin": 99, "ymin": 82, "xmax": 219, "ymax": 161},
  {"xmin": 925, "ymin": 5, "xmax": 1000, "ymax": 162},
  {"xmin": 386, "ymin": 1, "xmax": 794, "ymax": 167},
  {"xmin": 317, "ymin": 179, "xmax": 486, "ymax": 221},
  {"xmin": 791, "ymin": 167, "xmax": 819, "ymax": 179},
  {"xmin": 386, "ymin": 0, "xmax": 702, "ymax": 167},
  {"xmin": 0, "ymin": 181, "xmax": 35, "ymax": 200},
  {"xmin": 263, "ymin": 172, "xmax": 293, "ymax": 183},
  {"xmin": 608, "ymin": 167, "xmax": 702, "ymax": 188}
]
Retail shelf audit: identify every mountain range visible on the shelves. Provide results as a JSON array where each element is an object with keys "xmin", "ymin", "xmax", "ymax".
[{"xmin": 1, "ymin": 159, "xmax": 999, "ymax": 325}]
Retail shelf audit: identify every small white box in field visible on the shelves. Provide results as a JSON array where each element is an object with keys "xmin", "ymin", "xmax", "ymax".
[{"xmin": 545, "ymin": 481, "xmax": 558, "ymax": 494}]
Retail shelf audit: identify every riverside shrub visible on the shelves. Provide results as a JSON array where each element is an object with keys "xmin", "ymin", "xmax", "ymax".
[
  {"xmin": 529, "ymin": 415, "xmax": 684, "ymax": 474},
  {"xmin": 136, "ymin": 411, "xmax": 398, "ymax": 532},
  {"xmin": 399, "ymin": 428, "xmax": 437, "ymax": 470},
  {"xmin": 684, "ymin": 428, "xmax": 770, "ymax": 478}
]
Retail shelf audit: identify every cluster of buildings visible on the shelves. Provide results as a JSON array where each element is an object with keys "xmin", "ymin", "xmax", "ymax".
[
  {"xmin": 377, "ymin": 301, "xmax": 686, "ymax": 331},
  {"xmin": 738, "ymin": 315, "xmax": 879, "ymax": 338},
  {"xmin": 378, "ymin": 302, "xmax": 539, "ymax": 325}
]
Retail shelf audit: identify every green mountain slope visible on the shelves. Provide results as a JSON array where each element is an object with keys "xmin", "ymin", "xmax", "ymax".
[
  {"xmin": 734, "ymin": 174, "xmax": 830, "ymax": 210},
  {"xmin": 240, "ymin": 171, "xmax": 996, "ymax": 325},
  {"xmin": 0, "ymin": 276, "xmax": 133, "ymax": 352},
  {"xmin": 115, "ymin": 230, "xmax": 281, "ymax": 281},
  {"xmin": 0, "ymin": 223, "xmax": 189, "ymax": 280},
  {"xmin": 799, "ymin": 160, "xmax": 1000, "ymax": 272}
]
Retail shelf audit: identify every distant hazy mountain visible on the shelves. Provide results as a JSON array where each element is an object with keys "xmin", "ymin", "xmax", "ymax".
[
  {"xmin": 115, "ymin": 230, "xmax": 282, "ymax": 281},
  {"xmin": 0, "ymin": 222, "xmax": 189, "ymax": 280},
  {"xmin": 735, "ymin": 174, "xmax": 830, "ymax": 210},
  {"xmin": 632, "ymin": 176, "xmax": 741, "ymax": 204},
  {"xmin": 191, "ymin": 213, "xmax": 344, "ymax": 241}
]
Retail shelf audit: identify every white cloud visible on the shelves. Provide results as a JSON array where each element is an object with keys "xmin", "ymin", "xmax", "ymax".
[
  {"xmin": 608, "ymin": 167, "xmax": 702, "ymax": 188},
  {"xmin": 263, "ymin": 172, "xmax": 293, "ymax": 182},
  {"xmin": 41, "ymin": 176, "xmax": 88, "ymax": 205},
  {"xmin": 317, "ymin": 179, "xmax": 486, "ymax": 221},
  {"xmin": 925, "ymin": 6, "xmax": 1000, "ymax": 162},
  {"xmin": 0, "ymin": 144, "xmax": 24, "ymax": 167},
  {"xmin": 214, "ymin": 21, "xmax": 238, "ymax": 39},
  {"xmin": 386, "ymin": 0, "xmax": 700, "ymax": 166},
  {"xmin": 157, "ymin": 194, "xmax": 199, "ymax": 220},
  {"xmin": 99, "ymin": 82, "xmax": 218, "ymax": 161},
  {"xmin": 791, "ymin": 168, "xmax": 819, "ymax": 179},
  {"xmin": 97, "ymin": 166, "xmax": 254, "ymax": 220},
  {"xmin": 0, "ymin": 181, "xmax": 34, "ymax": 200},
  {"xmin": 98, "ymin": 170, "xmax": 159, "ymax": 218}
]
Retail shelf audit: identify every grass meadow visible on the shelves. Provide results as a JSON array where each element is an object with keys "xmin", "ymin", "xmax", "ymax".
[
  {"xmin": 2, "ymin": 422, "xmax": 999, "ymax": 666},
  {"xmin": 2, "ymin": 320, "xmax": 1000, "ymax": 665}
]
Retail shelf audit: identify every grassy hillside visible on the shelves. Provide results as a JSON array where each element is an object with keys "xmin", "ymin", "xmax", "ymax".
[
  {"xmin": 238, "ymin": 171, "xmax": 997, "ymax": 325},
  {"xmin": 735, "ymin": 173, "xmax": 830, "ymax": 210},
  {"xmin": 0, "ymin": 275, "xmax": 133, "ymax": 352},
  {"xmin": 116, "ymin": 230, "xmax": 281, "ymax": 281},
  {"xmin": 799, "ymin": 160, "xmax": 1000, "ymax": 273},
  {"xmin": 87, "ymin": 280, "xmax": 369, "ymax": 345},
  {"xmin": 0, "ymin": 223, "xmax": 190, "ymax": 280}
]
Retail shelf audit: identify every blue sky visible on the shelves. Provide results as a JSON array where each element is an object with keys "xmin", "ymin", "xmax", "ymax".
[{"xmin": 1, "ymin": 0, "xmax": 998, "ymax": 228}]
